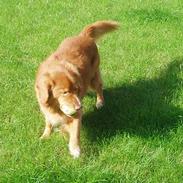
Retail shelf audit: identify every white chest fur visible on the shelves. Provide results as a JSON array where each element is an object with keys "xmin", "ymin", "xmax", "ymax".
[{"xmin": 40, "ymin": 106, "xmax": 66, "ymax": 127}]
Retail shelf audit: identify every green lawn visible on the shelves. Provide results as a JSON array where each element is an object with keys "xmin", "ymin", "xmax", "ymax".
[{"xmin": 1, "ymin": 0, "xmax": 183, "ymax": 182}]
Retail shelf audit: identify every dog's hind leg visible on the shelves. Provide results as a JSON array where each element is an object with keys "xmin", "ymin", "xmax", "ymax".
[
  {"xmin": 40, "ymin": 121, "xmax": 52, "ymax": 139},
  {"xmin": 91, "ymin": 70, "xmax": 104, "ymax": 109},
  {"xmin": 59, "ymin": 126, "xmax": 69, "ymax": 140}
]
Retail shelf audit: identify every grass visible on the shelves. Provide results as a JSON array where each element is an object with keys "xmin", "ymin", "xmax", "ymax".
[{"xmin": 1, "ymin": 0, "xmax": 183, "ymax": 182}]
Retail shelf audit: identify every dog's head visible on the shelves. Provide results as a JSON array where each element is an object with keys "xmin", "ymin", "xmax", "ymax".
[{"xmin": 36, "ymin": 72, "xmax": 82, "ymax": 117}]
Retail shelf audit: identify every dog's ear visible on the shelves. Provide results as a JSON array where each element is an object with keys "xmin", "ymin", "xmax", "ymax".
[{"xmin": 36, "ymin": 76, "xmax": 53, "ymax": 105}]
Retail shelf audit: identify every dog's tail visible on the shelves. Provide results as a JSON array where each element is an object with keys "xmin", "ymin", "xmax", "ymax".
[{"xmin": 80, "ymin": 20, "xmax": 119, "ymax": 41}]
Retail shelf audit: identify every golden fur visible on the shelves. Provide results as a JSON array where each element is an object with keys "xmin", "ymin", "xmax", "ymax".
[{"xmin": 35, "ymin": 20, "xmax": 119, "ymax": 158}]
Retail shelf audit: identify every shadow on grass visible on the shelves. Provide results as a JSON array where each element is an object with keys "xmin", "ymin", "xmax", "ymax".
[{"xmin": 83, "ymin": 59, "xmax": 183, "ymax": 143}]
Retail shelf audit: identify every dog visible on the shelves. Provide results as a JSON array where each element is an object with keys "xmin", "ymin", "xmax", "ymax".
[{"xmin": 35, "ymin": 20, "xmax": 119, "ymax": 158}]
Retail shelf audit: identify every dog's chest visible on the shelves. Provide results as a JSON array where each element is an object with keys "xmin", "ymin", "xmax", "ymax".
[{"xmin": 40, "ymin": 106, "xmax": 66, "ymax": 127}]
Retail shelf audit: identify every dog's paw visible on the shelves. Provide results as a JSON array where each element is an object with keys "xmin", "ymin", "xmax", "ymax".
[
  {"xmin": 96, "ymin": 100, "xmax": 104, "ymax": 109},
  {"xmin": 40, "ymin": 133, "xmax": 50, "ymax": 140},
  {"xmin": 40, "ymin": 135, "xmax": 48, "ymax": 140},
  {"xmin": 69, "ymin": 146, "xmax": 80, "ymax": 158}
]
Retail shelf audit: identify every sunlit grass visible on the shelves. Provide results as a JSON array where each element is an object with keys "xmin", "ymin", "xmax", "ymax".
[{"xmin": 1, "ymin": 0, "xmax": 183, "ymax": 182}]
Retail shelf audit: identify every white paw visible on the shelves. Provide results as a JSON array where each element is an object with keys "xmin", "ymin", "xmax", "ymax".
[
  {"xmin": 40, "ymin": 132, "xmax": 50, "ymax": 140},
  {"xmin": 40, "ymin": 135, "xmax": 48, "ymax": 140},
  {"xmin": 69, "ymin": 146, "xmax": 80, "ymax": 158},
  {"xmin": 96, "ymin": 101, "xmax": 104, "ymax": 109}
]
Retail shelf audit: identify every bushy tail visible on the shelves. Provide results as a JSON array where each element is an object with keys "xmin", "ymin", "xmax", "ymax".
[{"xmin": 80, "ymin": 20, "xmax": 119, "ymax": 41}]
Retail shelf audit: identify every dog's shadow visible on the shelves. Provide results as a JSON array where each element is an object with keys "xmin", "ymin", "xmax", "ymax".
[{"xmin": 83, "ymin": 59, "xmax": 183, "ymax": 145}]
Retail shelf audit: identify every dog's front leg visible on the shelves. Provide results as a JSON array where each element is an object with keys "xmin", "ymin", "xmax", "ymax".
[
  {"xmin": 65, "ymin": 113, "xmax": 82, "ymax": 158},
  {"xmin": 40, "ymin": 121, "xmax": 52, "ymax": 139}
]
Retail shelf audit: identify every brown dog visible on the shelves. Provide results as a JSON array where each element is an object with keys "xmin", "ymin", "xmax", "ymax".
[{"xmin": 35, "ymin": 21, "xmax": 119, "ymax": 158}]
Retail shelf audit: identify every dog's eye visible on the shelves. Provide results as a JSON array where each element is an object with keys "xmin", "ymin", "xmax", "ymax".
[{"xmin": 63, "ymin": 91, "xmax": 69, "ymax": 95}]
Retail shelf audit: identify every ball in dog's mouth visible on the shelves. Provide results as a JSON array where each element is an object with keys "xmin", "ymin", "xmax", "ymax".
[{"xmin": 60, "ymin": 106, "xmax": 77, "ymax": 117}]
